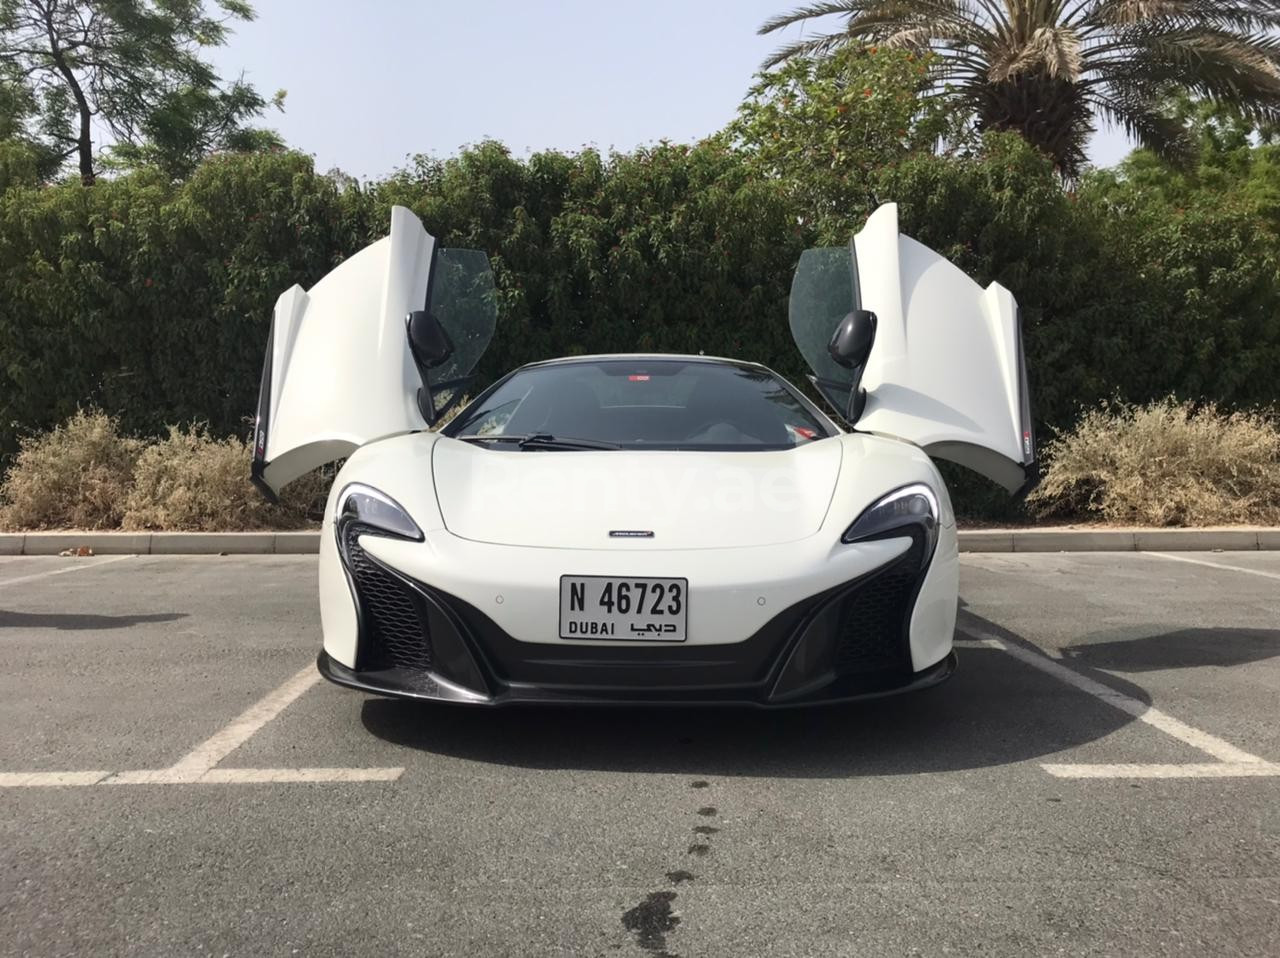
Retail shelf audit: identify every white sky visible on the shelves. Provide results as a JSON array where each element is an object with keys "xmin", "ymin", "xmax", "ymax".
[{"xmin": 209, "ymin": 0, "xmax": 1134, "ymax": 180}]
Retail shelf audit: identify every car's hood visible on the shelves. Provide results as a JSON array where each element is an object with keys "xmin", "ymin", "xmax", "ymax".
[{"xmin": 430, "ymin": 438, "xmax": 844, "ymax": 550}]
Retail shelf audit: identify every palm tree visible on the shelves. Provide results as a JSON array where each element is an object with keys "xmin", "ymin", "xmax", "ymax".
[{"xmin": 758, "ymin": 1, "xmax": 1280, "ymax": 175}]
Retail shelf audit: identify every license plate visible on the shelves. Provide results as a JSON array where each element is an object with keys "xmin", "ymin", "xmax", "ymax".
[{"xmin": 559, "ymin": 576, "xmax": 688, "ymax": 642}]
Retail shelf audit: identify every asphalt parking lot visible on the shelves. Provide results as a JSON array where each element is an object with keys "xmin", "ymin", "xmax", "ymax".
[{"xmin": 1, "ymin": 551, "xmax": 1277, "ymax": 957}]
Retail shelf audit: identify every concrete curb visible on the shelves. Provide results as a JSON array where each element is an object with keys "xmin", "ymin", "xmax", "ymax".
[
  {"xmin": 1, "ymin": 532, "xmax": 320, "ymax": 555},
  {"xmin": 975, "ymin": 528, "xmax": 1278, "ymax": 553},
  {"xmin": 1, "ymin": 529, "xmax": 1278, "ymax": 555}
]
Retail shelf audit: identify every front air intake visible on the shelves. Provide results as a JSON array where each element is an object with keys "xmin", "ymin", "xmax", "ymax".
[
  {"xmin": 341, "ymin": 522, "xmax": 434, "ymax": 673},
  {"xmin": 832, "ymin": 537, "xmax": 924, "ymax": 677}
]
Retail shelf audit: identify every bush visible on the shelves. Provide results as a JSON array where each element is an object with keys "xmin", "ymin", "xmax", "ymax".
[
  {"xmin": 0, "ymin": 151, "xmax": 367, "ymax": 459},
  {"xmin": 1028, "ymin": 399, "xmax": 1280, "ymax": 526},
  {"xmin": 121, "ymin": 425, "xmax": 324, "ymax": 531},
  {"xmin": 0, "ymin": 409, "xmax": 143, "ymax": 530}
]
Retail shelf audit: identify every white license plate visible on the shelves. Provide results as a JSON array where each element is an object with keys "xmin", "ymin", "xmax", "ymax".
[{"xmin": 559, "ymin": 576, "xmax": 688, "ymax": 642}]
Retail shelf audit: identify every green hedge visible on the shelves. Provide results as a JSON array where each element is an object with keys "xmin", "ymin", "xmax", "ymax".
[
  {"xmin": 2, "ymin": 140, "xmax": 1279, "ymax": 493},
  {"xmin": 0, "ymin": 153, "xmax": 366, "ymax": 451}
]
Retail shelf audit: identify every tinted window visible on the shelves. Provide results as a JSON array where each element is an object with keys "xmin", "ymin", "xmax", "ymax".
[{"xmin": 447, "ymin": 360, "xmax": 834, "ymax": 450}]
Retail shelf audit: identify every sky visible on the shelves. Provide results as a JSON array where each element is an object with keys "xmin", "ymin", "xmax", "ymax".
[{"xmin": 208, "ymin": 0, "xmax": 1135, "ymax": 180}]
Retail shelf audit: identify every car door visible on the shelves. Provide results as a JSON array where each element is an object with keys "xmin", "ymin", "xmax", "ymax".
[
  {"xmin": 251, "ymin": 206, "xmax": 495, "ymax": 497},
  {"xmin": 789, "ymin": 203, "xmax": 1036, "ymax": 494}
]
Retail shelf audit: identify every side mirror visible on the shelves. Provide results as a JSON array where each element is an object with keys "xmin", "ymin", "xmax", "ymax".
[
  {"xmin": 828, "ymin": 309, "xmax": 877, "ymax": 369},
  {"xmin": 407, "ymin": 310, "xmax": 454, "ymax": 369},
  {"xmin": 827, "ymin": 309, "xmax": 877, "ymax": 424}
]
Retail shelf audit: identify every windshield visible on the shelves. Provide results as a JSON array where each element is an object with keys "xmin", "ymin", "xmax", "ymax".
[{"xmin": 446, "ymin": 359, "xmax": 835, "ymax": 450}]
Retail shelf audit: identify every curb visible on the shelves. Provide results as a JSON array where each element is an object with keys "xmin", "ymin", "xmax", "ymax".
[
  {"xmin": 3, "ymin": 532, "xmax": 321, "ymax": 555},
  {"xmin": 964, "ymin": 528, "xmax": 1277, "ymax": 553},
  {"xmin": 1, "ymin": 529, "xmax": 1278, "ymax": 555}
]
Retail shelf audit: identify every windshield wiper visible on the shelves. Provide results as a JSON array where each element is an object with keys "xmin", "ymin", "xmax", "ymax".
[{"xmin": 460, "ymin": 433, "xmax": 620, "ymax": 451}]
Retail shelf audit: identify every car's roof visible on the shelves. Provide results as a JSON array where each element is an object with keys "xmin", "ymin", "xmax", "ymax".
[{"xmin": 518, "ymin": 353, "xmax": 768, "ymax": 372}]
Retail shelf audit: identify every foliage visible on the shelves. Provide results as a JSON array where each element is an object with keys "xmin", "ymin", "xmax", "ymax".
[
  {"xmin": 0, "ymin": 150, "xmax": 366, "ymax": 456},
  {"xmin": 2, "ymin": 110, "xmax": 1280, "ymax": 521},
  {"xmin": 1078, "ymin": 106, "xmax": 1280, "ymax": 413},
  {"xmin": 1028, "ymin": 399, "xmax": 1280, "ymax": 526},
  {"xmin": 758, "ymin": 1, "xmax": 1280, "ymax": 176},
  {"xmin": 730, "ymin": 46, "xmax": 964, "ymax": 238},
  {"xmin": 122, "ymin": 423, "xmax": 320, "ymax": 531},
  {"xmin": 0, "ymin": 0, "xmax": 283, "ymax": 184},
  {"xmin": 370, "ymin": 138, "xmax": 808, "ymax": 390},
  {"xmin": 0, "ymin": 409, "xmax": 142, "ymax": 529},
  {"xmin": 1084, "ymin": 98, "xmax": 1280, "ymax": 215}
]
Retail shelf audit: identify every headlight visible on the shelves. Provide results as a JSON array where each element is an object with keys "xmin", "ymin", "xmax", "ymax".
[
  {"xmin": 336, "ymin": 483, "xmax": 423, "ymax": 541},
  {"xmin": 841, "ymin": 483, "xmax": 939, "ymax": 558}
]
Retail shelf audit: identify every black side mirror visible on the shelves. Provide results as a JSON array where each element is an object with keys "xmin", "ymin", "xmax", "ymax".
[
  {"xmin": 407, "ymin": 310, "xmax": 454, "ymax": 369},
  {"xmin": 827, "ymin": 309, "xmax": 877, "ymax": 424},
  {"xmin": 828, "ymin": 309, "xmax": 876, "ymax": 369}
]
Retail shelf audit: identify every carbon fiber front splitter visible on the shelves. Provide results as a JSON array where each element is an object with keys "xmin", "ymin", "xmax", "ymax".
[{"xmin": 317, "ymin": 649, "xmax": 957, "ymax": 709}]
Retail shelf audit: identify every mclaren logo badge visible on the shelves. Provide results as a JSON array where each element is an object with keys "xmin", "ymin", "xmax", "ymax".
[{"xmin": 609, "ymin": 530, "xmax": 654, "ymax": 538}]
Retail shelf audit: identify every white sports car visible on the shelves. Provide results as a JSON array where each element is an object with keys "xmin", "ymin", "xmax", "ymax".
[{"xmin": 251, "ymin": 204, "xmax": 1035, "ymax": 707}]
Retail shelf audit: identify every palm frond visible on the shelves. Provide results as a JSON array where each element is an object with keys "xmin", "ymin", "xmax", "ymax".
[
  {"xmin": 990, "ymin": 25, "xmax": 1085, "ymax": 81},
  {"xmin": 1085, "ymin": 85, "xmax": 1194, "ymax": 162},
  {"xmin": 758, "ymin": 1, "xmax": 864, "ymax": 35},
  {"xmin": 1083, "ymin": 1, "xmax": 1280, "ymax": 32},
  {"xmin": 760, "ymin": 31, "xmax": 856, "ymax": 69},
  {"xmin": 757, "ymin": 0, "xmax": 1280, "ymax": 174}
]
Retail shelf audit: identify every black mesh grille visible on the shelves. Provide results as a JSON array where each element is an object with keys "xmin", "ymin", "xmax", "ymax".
[
  {"xmin": 833, "ymin": 538, "xmax": 924, "ymax": 676},
  {"xmin": 342, "ymin": 522, "xmax": 433, "ymax": 672}
]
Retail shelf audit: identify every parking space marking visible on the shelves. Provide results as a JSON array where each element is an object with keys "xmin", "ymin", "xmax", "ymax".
[
  {"xmin": 953, "ymin": 638, "xmax": 1002, "ymax": 649},
  {"xmin": 3, "ymin": 663, "xmax": 404, "ymax": 788},
  {"xmin": 961, "ymin": 626, "xmax": 1279, "ymax": 779},
  {"xmin": 1042, "ymin": 762, "xmax": 1280, "ymax": 779},
  {"xmin": 201, "ymin": 767, "xmax": 403, "ymax": 783},
  {"xmin": 0, "ymin": 556, "xmax": 131, "ymax": 589},
  {"xmin": 1147, "ymin": 552, "xmax": 1280, "ymax": 581},
  {"xmin": 0, "ymin": 771, "xmax": 111, "ymax": 788},
  {"xmin": 165, "ymin": 663, "xmax": 323, "ymax": 779}
]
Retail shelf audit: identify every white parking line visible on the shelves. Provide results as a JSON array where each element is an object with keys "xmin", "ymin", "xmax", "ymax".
[
  {"xmin": 167, "ymin": 664, "xmax": 321, "ymax": 779},
  {"xmin": 0, "ymin": 556, "xmax": 131, "ymax": 589},
  {"xmin": 3, "ymin": 663, "xmax": 403, "ymax": 788},
  {"xmin": 1146, "ymin": 552, "xmax": 1280, "ymax": 581},
  {"xmin": 1042, "ymin": 762, "xmax": 1279, "ymax": 779},
  {"xmin": 0, "ymin": 771, "xmax": 111, "ymax": 787},
  {"xmin": 960, "ymin": 626, "xmax": 1278, "ymax": 779},
  {"xmin": 202, "ymin": 767, "xmax": 403, "ymax": 784},
  {"xmin": 953, "ymin": 638, "xmax": 1004, "ymax": 649}
]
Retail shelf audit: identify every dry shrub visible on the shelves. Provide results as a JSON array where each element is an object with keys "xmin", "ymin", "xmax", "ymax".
[
  {"xmin": 1028, "ymin": 399, "xmax": 1280, "ymax": 526},
  {"xmin": 0, "ymin": 410, "xmax": 143, "ymax": 530},
  {"xmin": 122, "ymin": 425, "xmax": 327, "ymax": 531}
]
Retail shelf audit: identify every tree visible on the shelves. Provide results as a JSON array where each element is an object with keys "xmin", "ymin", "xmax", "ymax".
[
  {"xmin": 0, "ymin": 0, "xmax": 283, "ymax": 184},
  {"xmin": 730, "ymin": 46, "xmax": 964, "ymax": 240},
  {"xmin": 758, "ymin": 1, "xmax": 1280, "ymax": 176}
]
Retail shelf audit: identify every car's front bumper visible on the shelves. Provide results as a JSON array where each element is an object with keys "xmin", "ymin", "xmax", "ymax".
[{"xmin": 317, "ymin": 520, "xmax": 957, "ymax": 707}]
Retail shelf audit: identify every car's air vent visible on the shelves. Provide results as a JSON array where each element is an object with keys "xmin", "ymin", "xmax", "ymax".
[
  {"xmin": 833, "ymin": 538, "xmax": 924, "ymax": 676},
  {"xmin": 342, "ymin": 522, "xmax": 433, "ymax": 672}
]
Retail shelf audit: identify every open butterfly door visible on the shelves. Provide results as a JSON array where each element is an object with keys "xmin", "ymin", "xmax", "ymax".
[
  {"xmin": 789, "ymin": 203, "xmax": 1037, "ymax": 495},
  {"xmin": 251, "ymin": 206, "xmax": 496, "ymax": 498}
]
